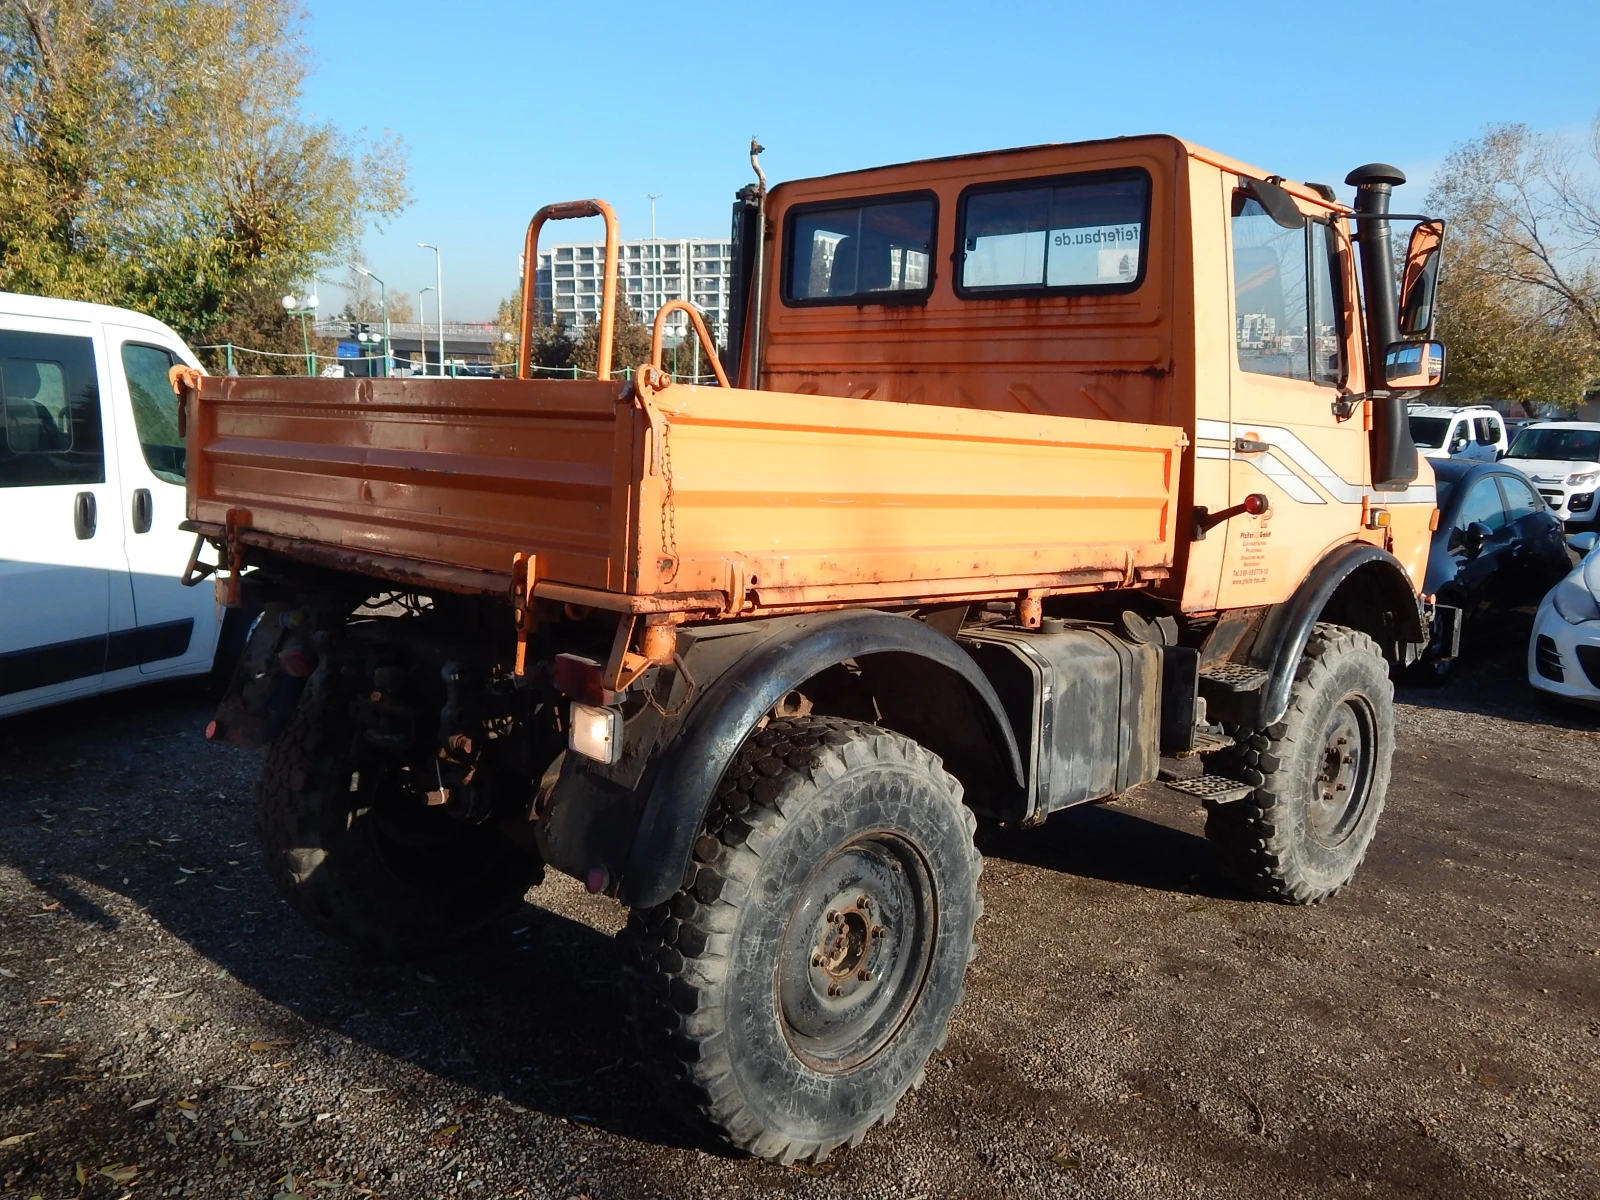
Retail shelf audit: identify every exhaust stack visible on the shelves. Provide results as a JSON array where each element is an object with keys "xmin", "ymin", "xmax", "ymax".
[{"xmin": 1346, "ymin": 163, "xmax": 1418, "ymax": 488}]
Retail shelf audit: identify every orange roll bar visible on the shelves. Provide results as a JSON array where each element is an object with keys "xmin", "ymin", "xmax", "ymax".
[
  {"xmin": 649, "ymin": 300, "xmax": 729, "ymax": 387},
  {"xmin": 519, "ymin": 199, "xmax": 620, "ymax": 381}
]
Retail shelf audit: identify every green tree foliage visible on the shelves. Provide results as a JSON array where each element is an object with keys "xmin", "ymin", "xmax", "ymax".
[
  {"xmin": 1427, "ymin": 119, "xmax": 1600, "ymax": 410},
  {"xmin": 0, "ymin": 0, "xmax": 409, "ymax": 373},
  {"xmin": 493, "ymin": 288, "xmax": 650, "ymax": 378},
  {"xmin": 572, "ymin": 293, "xmax": 653, "ymax": 377}
]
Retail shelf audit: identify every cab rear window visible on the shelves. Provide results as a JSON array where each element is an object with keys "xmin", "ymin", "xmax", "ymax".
[
  {"xmin": 783, "ymin": 193, "xmax": 936, "ymax": 306},
  {"xmin": 956, "ymin": 169, "xmax": 1150, "ymax": 296}
]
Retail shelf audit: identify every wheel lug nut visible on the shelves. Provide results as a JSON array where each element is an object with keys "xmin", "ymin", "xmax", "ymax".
[
  {"xmin": 827, "ymin": 983, "xmax": 841, "ymax": 996},
  {"xmin": 857, "ymin": 969, "xmax": 871, "ymax": 982},
  {"xmin": 825, "ymin": 910, "xmax": 837, "ymax": 923},
  {"xmin": 857, "ymin": 895, "xmax": 870, "ymax": 909},
  {"xmin": 871, "ymin": 926, "xmax": 885, "ymax": 939},
  {"xmin": 812, "ymin": 954, "xmax": 823, "ymax": 967}
]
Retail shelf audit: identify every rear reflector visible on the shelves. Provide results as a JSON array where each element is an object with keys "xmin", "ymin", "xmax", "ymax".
[
  {"xmin": 554, "ymin": 653, "xmax": 607, "ymax": 705},
  {"xmin": 569, "ymin": 701, "xmax": 621, "ymax": 765}
]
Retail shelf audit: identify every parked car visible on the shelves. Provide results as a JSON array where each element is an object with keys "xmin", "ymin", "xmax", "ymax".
[
  {"xmin": 1528, "ymin": 532, "xmax": 1600, "ymax": 707},
  {"xmin": 1412, "ymin": 458, "xmax": 1571, "ymax": 681},
  {"xmin": 1408, "ymin": 404, "xmax": 1509, "ymax": 462},
  {"xmin": 0, "ymin": 292, "xmax": 247, "ymax": 718},
  {"xmin": 1500, "ymin": 421, "xmax": 1600, "ymax": 530}
]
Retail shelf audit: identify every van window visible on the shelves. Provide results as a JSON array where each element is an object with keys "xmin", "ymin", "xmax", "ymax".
[
  {"xmin": 0, "ymin": 330, "xmax": 104, "ymax": 488},
  {"xmin": 956, "ymin": 171, "xmax": 1148, "ymax": 295},
  {"xmin": 121, "ymin": 343, "xmax": 185, "ymax": 484},
  {"xmin": 1232, "ymin": 195, "xmax": 1342, "ymax": 386},
  {"xmin": 784, "ymin": 194, "xmax": 936, "ymax": 305},
  {"xmin": 1409, "ymin": 416, "xmax": 1450, "ymax": 449}
]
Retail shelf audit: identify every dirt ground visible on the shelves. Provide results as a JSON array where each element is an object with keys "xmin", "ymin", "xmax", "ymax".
[{"xmin": 2, "ymin": 645, "xmax": 1597, "ymax": 1200}]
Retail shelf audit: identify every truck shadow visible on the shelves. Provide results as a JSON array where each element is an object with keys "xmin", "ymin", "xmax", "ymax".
[
  {"xmin": 0, "ymin": 687, "xmax": 705, "ymax": 1155},
  {"xmin": 975, "ymin": 789, "xmax": 1246, "ymax": 901}
]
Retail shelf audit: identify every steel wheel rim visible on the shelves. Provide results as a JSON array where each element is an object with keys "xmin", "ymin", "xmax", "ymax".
[
  {"xmin": 776, "ymin": 831, "xmax": 936, "ymax": 1074},
  {"xmin": 1309, "ymin": 693, "xmax": 1377, "ymax": 848}
]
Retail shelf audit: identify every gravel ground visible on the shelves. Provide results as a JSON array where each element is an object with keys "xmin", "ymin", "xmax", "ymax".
[{"xmin": 2, "ymin": 645, "xmax": 1597, "ymax": 1200}]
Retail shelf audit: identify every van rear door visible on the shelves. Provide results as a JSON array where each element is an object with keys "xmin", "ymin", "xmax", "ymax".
[{"xmin": 0, "ymin": 317, "xmax": 126, "ymax": 714}]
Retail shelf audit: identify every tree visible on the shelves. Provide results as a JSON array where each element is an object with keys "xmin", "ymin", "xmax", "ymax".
[
  {"xmin": 0, "ymin": 0, "xmax": 409, "ymax": 374},
  {"xmin": 572, "ymin": 294, "xmax": 654, "ymax": 377},
  {"xmin": 338, "ymin": 263, "xmax": 414, "ymax": 325},
  {"xmin": 1426, "ymin": 119, "xmax": 1600, "ymax": 410},
  {"xmin": 493, "ymin": 288, "xmax": 578, "ymax": 374}
]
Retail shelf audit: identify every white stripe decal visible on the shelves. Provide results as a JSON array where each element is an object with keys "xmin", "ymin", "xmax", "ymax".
[{"xmin": 1192, "ymin": 418, "xmax": 1436, "ymax": 505}]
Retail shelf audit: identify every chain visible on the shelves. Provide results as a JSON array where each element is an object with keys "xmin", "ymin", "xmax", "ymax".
[{"xmin": 658, "ymin": 419, "xmax": 679, "ymax": 583}]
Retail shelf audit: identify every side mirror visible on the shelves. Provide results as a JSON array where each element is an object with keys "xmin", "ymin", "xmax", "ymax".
[
  {"xmin": 1569, "ymin": 531, "xmax": 1600, "ymax": 555},
  {"xmin": 1398, "ymin": 220, "xmax": 1444, "ymax": 338},
  {"xmin": 1384, "ymin": 340, "xmax": 1446, "ymax": 389},
  {"xmin": 1462, "ymin": 520, "xmax": 1492, "ymax": 558},
  {"xmin": 1448, "ymin": 435, "xmax": 1467, "ymax": 454}
]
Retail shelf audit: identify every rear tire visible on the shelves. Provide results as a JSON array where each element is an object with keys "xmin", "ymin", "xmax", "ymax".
[
  {"xmin": 1206, "ymin": 624, "xmax": 1394, "ymax": 904},
  {"xmin": 255, "ymin": 701, "xmax": 541, "ymax": 957},
  {"xmin": 622, "ymin": 716, "xmax": 982, "ymax": 1163}
]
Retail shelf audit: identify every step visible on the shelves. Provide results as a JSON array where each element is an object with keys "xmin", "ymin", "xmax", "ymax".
[
  {"xmin": 1198, "ymin": 660, "xmax": 1270, "ymax": 691},
  {"xmin": 1163, "ymin": 773, "xmax": 1256, "ymax": 803}
]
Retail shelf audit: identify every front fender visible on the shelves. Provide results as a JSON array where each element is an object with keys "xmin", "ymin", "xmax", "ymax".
[
  {"xmin": 1245, "ymin": 541, "xmax": 1427, "ymax": 728},
  {"xmin": 619, "ymin": 609, "xmax": 1024, "ymax": 909}
]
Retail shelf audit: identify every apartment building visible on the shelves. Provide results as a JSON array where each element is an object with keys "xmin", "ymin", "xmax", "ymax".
[{"xmin": 534, "ymin": 238, "xmax": 734, "ymax": 345}]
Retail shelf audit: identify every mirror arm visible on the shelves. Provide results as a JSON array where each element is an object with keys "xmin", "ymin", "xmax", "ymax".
[{"xmin": 1332, "ymin": 389, "xmax": 1418, "ymax": 420}]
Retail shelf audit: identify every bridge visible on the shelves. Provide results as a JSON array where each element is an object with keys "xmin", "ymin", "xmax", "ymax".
[{"xmin": 313, "ymin": 320, "xmax": 504, "ymax": 366}]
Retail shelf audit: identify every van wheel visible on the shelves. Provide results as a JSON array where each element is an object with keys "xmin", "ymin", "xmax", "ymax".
[
  {"xmin": 1206, "ymin": 624, "xmax": 1394, "ymax": 904},
  {"xmin": 622, "ymin": 716, "xmax": 982, "ymax": 1163},
  {"xmin": 255, "ymin": 703, "xmax": 541, "ymax": 957}
]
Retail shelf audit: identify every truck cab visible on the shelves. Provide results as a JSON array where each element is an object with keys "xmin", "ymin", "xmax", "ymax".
[{"xmin": 0, "ymin": 292, "xmax": 230, "ymax": 717}]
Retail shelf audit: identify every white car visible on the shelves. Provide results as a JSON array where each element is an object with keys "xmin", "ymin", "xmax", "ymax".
[
  {"xmin": 1529, "ymin": 533, "xmax": 1600, "ymax": 707},
  {"xmin": 1501, "ymin": 421, "xmax": 1600, "ymax": 531},
  {"xmin": 1408, "ymin": 404, "xmax": 1509, "ymax": 462},
  {"xmin": 0, "ymin": 291, "xmax": 241, "ymax": 718}
]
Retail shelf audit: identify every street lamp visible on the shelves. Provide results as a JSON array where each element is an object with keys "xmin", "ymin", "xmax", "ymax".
[
  {"xmin": 349, "ymin": 263, "xmax": 389, "ymax": 377},
  {"xmin": 417, "ymin": 243, "xmax": 444, "ymax": 376},
  {"xmin": 281, "ymin": 292, "xmax": 319, "ymax": 375},
  {"xmin": 501, "ymin": 330, "xmax": 515, "ymax": 378},
  {"xmin": 418, "ymin": 284, "xmax": 434, "ymax": 375}
]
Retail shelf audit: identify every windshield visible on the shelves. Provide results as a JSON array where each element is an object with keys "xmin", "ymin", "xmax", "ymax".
[
  {"xmin": 1409, "ymin": 416, "xmax": 1452, "ymax": 449},
  {"xmin": 1506, "ymin": 427, "xmax": 1600, "ymax": 462}
]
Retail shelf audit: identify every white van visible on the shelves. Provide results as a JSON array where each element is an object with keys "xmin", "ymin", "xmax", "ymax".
[
  {"xmin": 0, "ymin": 292, "xmax": 238, "ymax": 718},
  {"xmin": 1407, "ymin": 404, "xmax": 1509, "ymax": 462}
]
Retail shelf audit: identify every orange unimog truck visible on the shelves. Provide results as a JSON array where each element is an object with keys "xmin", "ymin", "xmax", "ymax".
[{"xmin": 178, "ymin": 134, "xmax": 1452, "ymax": 1162}]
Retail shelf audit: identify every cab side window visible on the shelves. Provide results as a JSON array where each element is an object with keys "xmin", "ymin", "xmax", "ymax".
[
  {"xmin": 1456, "ymin": 477, "xmax": 1508, "ymax": 532},
  {"xmin": 1475, "ymin": 416, "xmax": 1503, "ymax": 447},
  {"xmin": 121, "ymin": 343, "xmax": 185, "ymax": 484},
  {"xmin": 1232, "ymin": 195, "xmax": 1343, "ymax": 385},
  {"xmin": 0, "ymin": 330, "xmax": 103, "ymax": 488}
]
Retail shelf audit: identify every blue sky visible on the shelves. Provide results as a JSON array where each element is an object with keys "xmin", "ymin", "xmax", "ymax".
[{"xmin": 299, "ymin": 0, "xmax": 1600, "ymax": 320}]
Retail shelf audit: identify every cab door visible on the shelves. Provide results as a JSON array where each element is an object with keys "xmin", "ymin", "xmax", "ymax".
[
  {"xmin": 1216, "ymin": 185, "xmax": 1367, "ymax": 610},
  {"xmin": 103, "ymin": 328, "xmax": 219, "ymax": 679},
  {"xmin": 0, "ymin": 318, "xmax": 127, "ymax": 715}
]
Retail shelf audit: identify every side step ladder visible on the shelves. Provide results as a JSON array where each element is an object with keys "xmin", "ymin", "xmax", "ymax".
[{"xmin": 1163, "ymin": 773, "xmax": 1256, "ymax": 804}]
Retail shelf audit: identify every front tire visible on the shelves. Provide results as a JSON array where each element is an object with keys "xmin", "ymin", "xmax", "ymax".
[
  {"xmin": 255, "ymin": 702, "xmax": 541, "ymax": 957},
  {"xmin": 1206, "ymin": 624, "xmax": 1395, "ymax": 904},
  {"xmin": 623, "ymin": 716, "xmax": 982, "ymax": 1163}
]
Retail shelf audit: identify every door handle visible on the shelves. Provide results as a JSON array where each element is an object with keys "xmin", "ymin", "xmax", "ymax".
[
  {"xmin": 74, "ymin": 491, "xmax": 97, "ymax": 540},
  {"xmin": 132, "ymin": 488, "xmax": 153, "ymax": 534}
]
